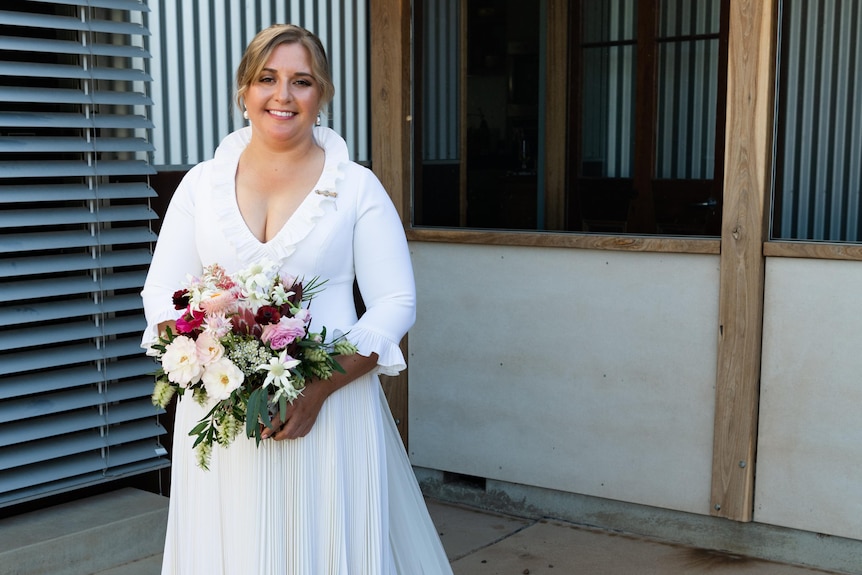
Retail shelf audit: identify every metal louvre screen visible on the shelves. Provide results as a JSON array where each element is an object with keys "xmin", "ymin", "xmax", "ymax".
[
  {"xmin": 0, "ymin": 0, "xmax": 168, "ymax": 507},
  {"xmin": 147, "ymin": 0, "xmax": 370, "ymax": 168}
]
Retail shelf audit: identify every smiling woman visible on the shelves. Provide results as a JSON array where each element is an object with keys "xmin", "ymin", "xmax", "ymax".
[
  {"xmin": 142, "ymin": 23, "xmax": 453, "ymax": 575},
  {"xmin": 242, "ymin": 43, "xmax": 323, "ymax": 147},
  {"xmin": 235, "ymin": 40, "xmax": 328, "ymax": 243}
]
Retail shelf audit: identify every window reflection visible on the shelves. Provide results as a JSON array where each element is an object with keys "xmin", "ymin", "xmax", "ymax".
[
  {"xmin": 414, "ymin": 0, "xmax": 729, "ymax": 237},
  {"xmin": 416, "ymin": 0, "xmax": 541, "ymax": 229}
]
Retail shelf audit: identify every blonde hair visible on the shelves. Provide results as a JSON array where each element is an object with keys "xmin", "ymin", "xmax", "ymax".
[{"xmin": 235, "ymin": 24, "xmax": 334, "ymax": 114}]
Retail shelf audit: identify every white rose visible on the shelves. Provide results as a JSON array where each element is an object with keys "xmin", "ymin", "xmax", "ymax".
[
  {"xmin": 201, "ymin": 357, "xmax": 245, "ymax": 401},
  {"xmin": 161, "ymin": 336, "xmax": 203, "ymax": 386},
  {"xmin": 195, "ymin": 332, "xmax": 224, "ymax": 366}
]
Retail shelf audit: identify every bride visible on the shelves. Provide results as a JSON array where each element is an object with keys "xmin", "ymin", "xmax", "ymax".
[{"xmin": 142, "ymin": 23, "xmax": 453, "ymax": 575}]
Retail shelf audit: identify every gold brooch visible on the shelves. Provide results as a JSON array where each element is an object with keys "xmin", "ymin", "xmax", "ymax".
[{"xmin": 314, "ymin": 189, "xmax": 337, "ymax": 198}]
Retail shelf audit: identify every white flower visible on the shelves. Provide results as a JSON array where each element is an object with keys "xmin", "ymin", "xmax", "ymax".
[
  {"xmin": 161, "ymin": 335, "xmax": 204, "ymax": 386},
  {"xmin": 201, "ymin": 357, "xmax": 244, "ymax": 401},
  {"xmin": 195, "ymin": 332, "xmax": 224, "ymax": 366},
  {"xmin": 257, "ymin": 350, "xmax": 301, "ymax": 390},
  {"xmin": 270, "ymin": 284, "xmax": 295, "ymax": 306},
  {"xmin": 235, "ymin": 260, "xmax": 279, "ymax": 305}
]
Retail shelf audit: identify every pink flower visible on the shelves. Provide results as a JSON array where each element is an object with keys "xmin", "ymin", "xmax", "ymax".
[
  {"xmin": 261, "ymin": 316, "xmax": 307, "ymax": 350},
  {"xmin": 231, "ymin": 306, "xmax": 261, "ymax": 337},
  {"xmin": 176, "ymin": 308, "xmax": 205, "ymax": 334},
  {"xmin": 203, "ymin": 312, "xmax": 232, "ymax": 338},
  {"xmin": 195, "ymin": 332, "xmax": 224, "ymax": 365},
  {"xmin": 200, "ymin": 290, "xmax": 238, "ymax": 315},
  {"xmin": 204, "ymin": 263, "xmax": 237, "ymax": 291}
]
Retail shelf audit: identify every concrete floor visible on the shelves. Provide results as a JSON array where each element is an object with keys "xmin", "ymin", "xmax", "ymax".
[
  {"xmin": 428, "ymin": 500, "xmax": 849, "ymax": 575},
  {"xmin": 95, "ymin": 498, "xmax": 852, "ymax": 575}
]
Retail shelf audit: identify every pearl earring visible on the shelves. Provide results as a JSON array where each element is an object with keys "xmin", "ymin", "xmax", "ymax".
[
  {"xmin": 243, "ymin": 109, "xmax": 249, "ymax": 120},
  {"xmin": 315, "ymin": 113, "xmax": 321, "ymax": 127}
]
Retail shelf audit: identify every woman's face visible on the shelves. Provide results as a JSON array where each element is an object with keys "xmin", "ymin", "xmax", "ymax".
[{"xmin": 243, "ymin": 42, "xmax": 322, "ymax": 146}]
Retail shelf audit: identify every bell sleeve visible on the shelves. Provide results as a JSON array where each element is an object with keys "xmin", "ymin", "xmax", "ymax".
[
  {"xmin": 349, "ymin": 169, "xmax": 416, "ymax": 376},
  {"xmin": 139, "ymin": 164, "xmax": 206, "ymax": 347}
]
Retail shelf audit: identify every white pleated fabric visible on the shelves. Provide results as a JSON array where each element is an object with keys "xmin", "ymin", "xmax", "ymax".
[{"xmin": 143, "ymin": 127, "xmax": 453, "ymax": 574}]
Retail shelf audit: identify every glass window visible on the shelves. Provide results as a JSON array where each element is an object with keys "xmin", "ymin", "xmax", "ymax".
[
  {"xmin": 415, "ymin": 0, "xmax": 541, "ymax": 229},
  {"xmin": 771, "ymin": 0, "xmax": 862, "ymax": 242},
  {"xmin": 413, "ymin": 0, "xmax": 730, "ymax": 236}
]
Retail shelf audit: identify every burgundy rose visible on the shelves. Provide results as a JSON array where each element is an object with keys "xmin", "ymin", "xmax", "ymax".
[
  {"xmin": 172, "ymin": 289, "xmax": 190, "ymax": 310},
  {"xmin": 255, "ymin": 305, "xmax": 282, "ymax": 325}
]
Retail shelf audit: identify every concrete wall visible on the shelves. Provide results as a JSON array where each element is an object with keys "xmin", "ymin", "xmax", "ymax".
[
  {"xmin": 408, "ymin": 244, "xmax": 862, "ymax": 543},
  {"xmin": 755, "ymin": 257, "xmax": 862, "ymax": 541},
  {"xmin": 408, "ymin": 242, "xmax": 721, "ymax": 515}
]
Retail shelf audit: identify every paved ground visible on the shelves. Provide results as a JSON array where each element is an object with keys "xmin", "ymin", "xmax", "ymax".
[
  {"xmin": 428, "ymin": 499, "xmax": 850, "ymax": 575},
  {"xmin": 97, "ymin": 498, "xmax": 852, "ymax": 575}
]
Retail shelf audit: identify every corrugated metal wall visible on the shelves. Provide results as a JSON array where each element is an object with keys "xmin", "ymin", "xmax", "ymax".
[
  {"xmin": 145, "ymin": 0, "xmax": 369, "ymax": 168},
  {"xmin": 774, "ymin": 0, "xmax": 862, "ymax": 241},
  {"xmin": 421, "ymin": 0, "xmax": 459, "ymax": 162},
  {"xmin": 580, "ymin": 0, "xmax": 721, "ymax": 180},
  {"xmin": 581, "ymin": 0, "xmax": 637, "ymax": 178},
  {"xmin": 655, "ymin": 0, "xmax": 721, "ymax": 180}
]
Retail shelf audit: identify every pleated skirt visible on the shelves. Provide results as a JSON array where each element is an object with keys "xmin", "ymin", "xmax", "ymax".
[{"xmin": 160, "ymin": 374, "xmax": 453, "ymax": 575}]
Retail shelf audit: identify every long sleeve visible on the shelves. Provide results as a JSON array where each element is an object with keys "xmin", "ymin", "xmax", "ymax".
[
  {"xmin": 350, "ymin": 169, "xmax": 416, "ymax": 375},
  {"xmin": 140, "ymin": 164, "xmax": 207, "ymax": 346}
]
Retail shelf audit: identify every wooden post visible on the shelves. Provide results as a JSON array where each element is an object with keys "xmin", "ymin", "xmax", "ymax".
[
  {"xmin": 370, "ymin": 0, "xmax": 412, "ymax": 447},
  {"xmin": 711, "ymin": 0, "xmax": 777, "ymax": 521}
]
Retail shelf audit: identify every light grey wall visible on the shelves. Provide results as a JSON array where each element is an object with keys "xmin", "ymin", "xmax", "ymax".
[
  {"xmin": 408, "ymin": 242, "xmax": 720, "ymax": 515},
  {"xmin": 407, "ymin": 242, "xmax": 862, "ymax": 542},
  {"xmin": 756, "ymin": 257, "xmax": 862, "ymax": 540}
]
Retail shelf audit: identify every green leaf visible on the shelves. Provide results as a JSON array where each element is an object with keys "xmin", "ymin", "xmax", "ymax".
[
  {"xmin": 331, "ymin": 358, "xmax": 347, "ymax": 374},
  {"xmin": 279, "ymin": 394, "xmax": 288, "ymax": 422},
  {"xmin": 245, "ymin": 388, "xmax": 269, "ymax": 445},
  {"xmin": 189, "ymin": 420, "xmax": 209, "ymax": 436},
  {"xmin": 191, "ymin": 426, "xmax": 209, "ymax": 448}
]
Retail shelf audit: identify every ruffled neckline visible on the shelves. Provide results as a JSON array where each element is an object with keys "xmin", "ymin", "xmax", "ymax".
[{"xmin": 210, "ymin": 126, "xmax": 349, "ymax": 266}]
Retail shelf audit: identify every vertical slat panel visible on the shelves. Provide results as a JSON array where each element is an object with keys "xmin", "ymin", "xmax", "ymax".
[
  {"xmin": 0, "ymin": 0, "xmax": 168, "ymax": 508},
  {"xmin": 148, "ymin": 0, "xmax": 370, "ymax": 167},
  {"xmin": 655, "ymin": 0, "xmax": 721, "ymax": 180},
  {"xmin": 421, "ymin": 0, "xmax": 459, "ymax": 162},
  {"xmin": 846, "ymin": 2, "xmax": 862, "ymax": 239},
  {"xmin": 774, "ymin": 0, "xmax": 862, "ymax": 241},
  {"xmin": 581, "ymin": 0, "xmax": 637, "ymax": 178}
]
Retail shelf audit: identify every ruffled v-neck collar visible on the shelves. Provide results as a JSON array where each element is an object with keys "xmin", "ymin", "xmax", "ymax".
[{"xmin": 210, "ymin": 126, "xmax": 349, "ymax": 266}]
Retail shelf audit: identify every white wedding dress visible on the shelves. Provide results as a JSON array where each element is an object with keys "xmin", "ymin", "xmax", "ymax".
[{"xmin": 141, "ymin": 127, "xmax": 453, "ymax": 574}]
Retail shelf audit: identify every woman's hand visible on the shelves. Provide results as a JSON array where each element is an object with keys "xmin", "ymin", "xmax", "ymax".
[
  {"xmin": 260, "ymin": 352, "xmax": 379, "ymax": 441},
  {"xmin": 261, "ymin": 380, "xmax": 332, "ymax": 440},
  {"xmin": 157, "ymin": 320, "xmax": 177, "ymax": 338}
]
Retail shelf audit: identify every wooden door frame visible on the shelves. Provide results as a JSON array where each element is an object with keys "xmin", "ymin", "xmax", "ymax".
[
  {"xmin": 370, "ymin": 0, "xmax": 412, "ymax": 447},
  {"xmin": 370, "ymin": 0, "xmax": 779, "ymax": 522}
]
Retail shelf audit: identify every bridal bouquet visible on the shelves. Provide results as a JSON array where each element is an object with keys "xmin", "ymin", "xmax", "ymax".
[{"xmin": 148, "ymin": 259, "xmax": 356, "ymax": 469}]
